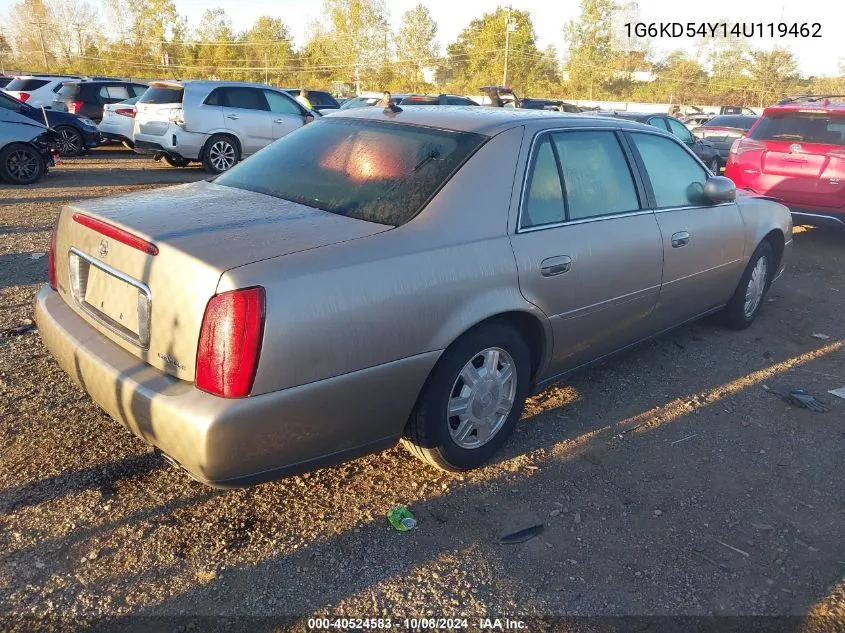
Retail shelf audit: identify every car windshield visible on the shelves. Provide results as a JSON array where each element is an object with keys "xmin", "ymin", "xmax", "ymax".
[
  {"xmin": 706, "ymin": 115, "xmax": 756, "ymax": 130},
  {"xmin": 339, "ymin": 97, "xmax": 379, "ymax": 110},
  {"xmin": 139, "ymin": 86, "xmax": 184, "ymax": 104},
  {"xmin": 750, "ymin": 112, "xmax": 845, "ymax": 145},
  {"xmin": 6, "ymin": 78, "xmax": 49, "ymax": 91},
  {"xmin": 215, "ymin": 118, "xmax": 487, "ymax": 227}
]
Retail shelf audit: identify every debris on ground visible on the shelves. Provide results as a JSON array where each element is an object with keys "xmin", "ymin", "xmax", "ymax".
[
  {"xmin": 499, "ymin": 523, "xmax": 545, "ymax": 544},
  {"xmin": 0, "ymin": 321, "xmax": 37, "ymax": 338},
  {"xmin": 828, "ymin": 387, "xmax": 845, "ymax": 401},
  {"xmin": 811, "ymin": 333, "xmax": 831, "ymax": 340},
  {"xmin": 387, "ymin": 505, "xmax": 417, "ymax": 531},
  {"xmin": 29, "ymin": 252, "xmax": 46, "ymax": 260},
  {"xmin": 763, "ymin": 385, "xmax": 829, "ymax": 412}
]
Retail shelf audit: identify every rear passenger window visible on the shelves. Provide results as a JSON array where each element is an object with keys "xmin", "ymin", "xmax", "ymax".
[
  {"xmin": 629, "ymin": 133, "xmax": 709, "ymax": 208},
  {"xmin": 132, "ymin": 85, "xmax": 148, "ymax": 97},
  {"xmin": 521, "ymin": 137, "xmax": 565, "ymax": 228},
  {"xmin": 224, "ymin": 88, "xmax": 268, "ymax": 111},
  {"xmin": 99, "ymin": 85, "xmax": 131, "ymax": 100},
  {"xmin": 552, "ymin": 131, "xmax": 640, "ymax": 220}
]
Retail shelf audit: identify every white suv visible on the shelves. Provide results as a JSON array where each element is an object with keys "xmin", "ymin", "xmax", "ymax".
[
  {"xmin": 3, "ymin": 75, "xmax": 83, "ymax": 108},
  {"xmin": 133, "ymin": 80, "xmax": 320, "ymax": 173}
]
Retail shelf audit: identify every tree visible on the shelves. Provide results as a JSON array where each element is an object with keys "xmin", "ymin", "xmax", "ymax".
[
  {"xmin": 442, "ymin": 7, "xmax": 559, "ymax": 95},
  {"xmin": 395, "ymin": 4, "xmax": 438, "ymax": 92},
  {"xmin": 320, "ymin": 0, "xmax": 390, "ymax": 93},
  {"xmin": 747, "ymin": 48, "xmax": 799, "ymax": 106},
  {"xmin": 49, "ymin": 0, "xmax": 100, "ymax": 64},
  {"xmin": 192, "ymin": 8, "xmax": 237, "ymax": 79},
  {"xmin": 237, "ymin": 16, "xmax": 296, "ymax": 84},
  {"xmin": 7, "ymin": 0, "xmax": 53, "ymax": 70},
  {"xmin": 563, "ymin": 0, "xmax": 616, "ymax": 99},
  {"xmin": 102, "ymin": 0, "xmax": 180, "ymax": 73}
]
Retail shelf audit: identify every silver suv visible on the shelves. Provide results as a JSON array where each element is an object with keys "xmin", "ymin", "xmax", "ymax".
[{"xmin": 133, "ymin": 80, "xmax": 319, "ymax": 173}]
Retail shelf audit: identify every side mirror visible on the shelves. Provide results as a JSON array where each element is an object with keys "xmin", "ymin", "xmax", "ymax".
[
  {"xmin": 304, "ymin": 113, "xmax": 315, "ymax": 124},
  {"xmin": 703, "ymin": 176, "xmax": 736, "ymax": 203}
]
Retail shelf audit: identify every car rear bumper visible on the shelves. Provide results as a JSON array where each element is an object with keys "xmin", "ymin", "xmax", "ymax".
[
  {"xmin": 133, "ymin": 128, "xmax": 206, "ymax": 161},
  {"xmin": 35, "ymin": 286, "xmax": 438, "ymax": 487},
  {"xmin": 789, "ymin": 207, "xmax": 845, "ymax": 228}
]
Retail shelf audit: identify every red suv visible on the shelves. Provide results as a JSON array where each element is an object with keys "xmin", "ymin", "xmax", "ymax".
[{"xmin": 725, "ymin": 96, "xmax": 845, "ymax": 227}]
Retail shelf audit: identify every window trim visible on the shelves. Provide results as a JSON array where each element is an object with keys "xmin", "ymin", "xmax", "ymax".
[
  {"xmin": 219, "ymin": 86, "xmax": 271, "ymax": 112},
  {"xmin": 624, "ymin": 128, "xmax": 731, "ymax": 212},
  {"xmin": 517, "ymin": 127, "xmax": 649, "ymax": 233}
]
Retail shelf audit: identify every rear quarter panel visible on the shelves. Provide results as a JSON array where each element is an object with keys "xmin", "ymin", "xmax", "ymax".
[
  {"xmin": 216, "ymin": 126, "xmax": 552, "ymax": 395},
  {"xmin": 735, "ymin": 195, "xmax": 793, "ymax": 270}
]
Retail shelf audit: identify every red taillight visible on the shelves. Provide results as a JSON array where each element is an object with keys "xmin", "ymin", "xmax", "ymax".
[
  {"xmin": 196, "ymin": 287, "xmax": 266, "ymax": 398},
  {"xmin": 730, "ymin": 137, "xmax": 766, "ymax": 156},
  {"xmin": 68, "ymin": 100, "xmax": 83, "ymax": 114},
  {"xmin": 72, "ymin": 213, "xmax": 159, "ymax": 256},
  {"xmin": 18, "ymin": 92, "xmax": 30, "ymax": 102},
  {"xmin": 48, "ymin": 222, "xmax": 58, "ymax": 291},
  {"xmin": 114, "ymin": 108, "xmax": 136, "ymax": 118}
]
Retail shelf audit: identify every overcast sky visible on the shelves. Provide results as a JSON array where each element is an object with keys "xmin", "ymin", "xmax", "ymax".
[{"xmin": 2, "ymin": 0, "xmax": 842, "ymax": 76}]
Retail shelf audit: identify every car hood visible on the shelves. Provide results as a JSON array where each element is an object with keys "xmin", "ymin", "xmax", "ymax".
[{"xmin": 67, "ymin": 179, "xmax": 393, "ymax": 273}]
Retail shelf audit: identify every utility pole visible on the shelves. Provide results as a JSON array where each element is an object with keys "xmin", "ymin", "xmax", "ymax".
[
  {"xmin": 73, "ymin": 23, "xmax": 83, "ymax": 56},
  {"xmin": 264, "ymin": 52, "xmax": 269, "ymax": 84},
  {"xmin": 32, "ymin": 22, "xmax": 49, "ymax": 72},
  {"xmin": 502, "ymin": 6, "xmax": 513, "ymax": 87}
]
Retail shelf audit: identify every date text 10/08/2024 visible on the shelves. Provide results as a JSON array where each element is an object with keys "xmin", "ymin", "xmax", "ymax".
[
  {"xmin": 307, "ymin": 618, "xmax": 527, "ymax": 630},
  {"xmin": 623, "ymin": 22, "xmax": 821, "ymax": 38}
]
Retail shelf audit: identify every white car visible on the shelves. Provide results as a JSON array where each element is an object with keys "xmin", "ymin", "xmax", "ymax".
[
  {"xmin": 3, "ymin": 75, "xmax": 83, "ymax": 108},
  {"xmin": 98, "ymin": 96, "xmax": 139, "ymax": 148}
]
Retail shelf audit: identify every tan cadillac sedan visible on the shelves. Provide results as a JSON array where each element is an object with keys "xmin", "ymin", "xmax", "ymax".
[{"xmin": 36, "ymin": 107, "xmax": 793, "ymax": 487}]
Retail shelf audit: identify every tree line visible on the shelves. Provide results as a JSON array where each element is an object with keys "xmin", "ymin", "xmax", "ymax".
[{"xmin": 1, "ymin": 0, "xmax": 843, "ymax": 105}]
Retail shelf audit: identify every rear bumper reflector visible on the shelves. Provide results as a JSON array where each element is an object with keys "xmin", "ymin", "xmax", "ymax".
[{"xmin": 72, "ymin": 213, "xmax": 159, "ymax": 256}]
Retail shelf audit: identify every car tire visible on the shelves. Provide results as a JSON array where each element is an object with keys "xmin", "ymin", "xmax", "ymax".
[
  {"xmin": 0, "ymin": 143, "xmax": 45, "ymax": 185},
  {"xmin": 55, "ymin": 126, "xmax": 84, "ymax": 157},
  {"xmin": 718, "ymin": 240, "xmax": 773, "ymax": 330},
  {"xmin": 163, "ymin": 155, "xmax": 191, "ymax": 168},
  {"xmin": 401, "ymin": 321, "xmax": 531, "ymax": 471},
  {"xmin": 202, "ymin": 135, "xmax": 239, "ymax": 174}
]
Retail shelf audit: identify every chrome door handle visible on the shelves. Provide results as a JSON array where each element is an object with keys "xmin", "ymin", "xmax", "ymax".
[
  {"xmin": 226, "ymin": 114, "xmax": 239, "ymax": 120},
  {"xmin": 540, "ymin": 255, "xmax": 572, "ymax": 277},
  {"xmin": 273, "ymin": 118, "xmax": 285, "ymax": 124},
  {"xmin": 671, "ymin": 231, "xmax": 691, "ymax": 248}
]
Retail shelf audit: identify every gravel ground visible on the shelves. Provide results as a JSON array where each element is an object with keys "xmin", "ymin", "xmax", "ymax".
[{"xmin": 1, "ymin": 147, "xmax": 845, "ymax": 629}]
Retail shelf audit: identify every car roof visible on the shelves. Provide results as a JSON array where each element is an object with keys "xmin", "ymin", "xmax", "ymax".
[
  {"xmin": 763, "ymin": 100, "xmax": 845, "ymax": 116},
  {"xmin": 326, "ymin": 105, "xmax": 660, "ymax": 136},
  {"xmin": 147, "ymin": 80, "xmax": 286, "ymax": 90}
]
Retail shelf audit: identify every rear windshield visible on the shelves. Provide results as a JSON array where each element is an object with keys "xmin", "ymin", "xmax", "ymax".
[
  {"xmin": 138, "ymin": 86, "xmax": 184, "ymax": 105},
  {"xmin": 6, "ymin": 78, "xmax": 49, "ymax": 91},
  {"xmin": 706, "ymin": 115, "xmax": 757, "ymax": 130},
  {"xmin": 750, "ymin": 112, "xmax": 845, "ymax": 145},
  {"xmin": 402, "ymin": 96, "xmax": 439, "ymax": 105},
  {"xmin": 215, "ymin": 118, "xmax": 487, "ymax": 227},
  {"xmin": 57, "ymin": 84, "xmax": 80, "ymax": 98}
]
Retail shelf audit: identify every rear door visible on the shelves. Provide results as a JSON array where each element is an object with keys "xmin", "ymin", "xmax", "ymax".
[
  {"xmin": 626, "ymin": 130, "xmax": 746, "ymax": 328},
  {"xmin": 745, "ymin": 110, "xmax": 845, "ymax": 211},
  {"xmin": 220, "ymin": 87, "xmax": 273, "ymax": 156},
  {"xmin": 262, "ymin": 89, "xmax": 307, "ymax": 140},
  {"xmin": 509, "ymin": 128, "xmax": 664, "ymax": 376}
]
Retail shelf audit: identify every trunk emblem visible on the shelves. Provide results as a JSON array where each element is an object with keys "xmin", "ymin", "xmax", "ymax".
[
  {"xmin": 98, "ymin": 239, "xmax": 109, "ymax": 258},
  {"xmin": 789, "ymin": 143, "xmax": 802, "ymax": 153}
]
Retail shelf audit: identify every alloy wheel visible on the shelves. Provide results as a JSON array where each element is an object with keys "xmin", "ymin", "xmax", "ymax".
[
  {"xmin": 447, "ymin": 347, "xmax": 517, "ymax": 449},
  {"xmin": 6, "ymin": 148, "xmax": 39, "ymax": 182},
  {"xmin": 209, "ymin": 140, "xmax": 236, "ymax": 172},
  {"xmin": 744, "ymin": 255, "xmax": 768, "ymax": 318},
  {"xmin": 56, "ymin": 128, "xmax": 81, "ymax": 156}
]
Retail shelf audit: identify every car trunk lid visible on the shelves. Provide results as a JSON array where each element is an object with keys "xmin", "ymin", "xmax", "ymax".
[
  {"xmin": 51, "ymin": 180, "xmax": 390, "ymax": 382},
  {"xmin": 134, "ymin": 82, "xmax": 184, "ymax": 137}
]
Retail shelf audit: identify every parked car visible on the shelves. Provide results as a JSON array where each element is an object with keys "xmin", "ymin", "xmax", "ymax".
[
  {"xmin": 36, "ymin": 108, "xmax": 792, "ymax": 486},
  {"xmin": 400, "ymin": 94, "xmax": 479, "ymax": 106},
  {"xmin": 338, "ymin": 94, "xmax": 408, "ymax": 110},
  {"xmin": 280, "ymin": 89, "xmax": 340, "ymax": 113},
  {"xmin": 0, "ymin": 90, "xmax": 100, "ymax": 157},
  {"xmin": 51, "ymin": 80, "xmax": 148, "ymax": 123},
  {"xmin": 133, "ymin": 80, "xmax": 320, "ymax": 173},
  {"xmin": 719, "ymin": 106, "xmax": 757, "ymax": 116},
  {"xmin": 3, "ymin": 75, "xmax": 83, "ymax": 108},
  {"xmin": 0, "ymin": 107, "xmax": 58, "ymax": 184},
  {"xmin": 519, "ymin": 98, "xmax": 581, "ymax": 113},
  {"xmin": 98, "ymin": 96, "xmax": 140, "ymax": 148},
  {"xmin": 681, "ymin": 113, "xmax": 713, "ymax": 130},
  {"xmin": 593, "ymin": 111, "xmax": 722, "ymax": 173},
  {"xmin": 692, "ymin": 114, "xmax": 759, "ymax": 171},
  {"xmin": 725, "ymin": 95, "xmax": 845, "ymax": 228}
]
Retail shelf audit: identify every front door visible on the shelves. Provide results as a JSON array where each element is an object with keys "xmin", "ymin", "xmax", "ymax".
[
  {"xmin": 263, "ymin": 89, "xmax": 307, "ymax": 141},
  {"xmin": 220, "ymin": 87, "xmax": 274, "ymax": 156},
  {"xmin": 509, "ymin": 129, "xmax": 664, "ymax": 377},
  {"xmin": 626, "ymin": 131, "xmax": 746, "ymax": 329}
]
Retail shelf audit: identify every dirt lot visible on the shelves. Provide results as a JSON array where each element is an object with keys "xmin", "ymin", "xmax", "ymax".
[{"xmin": 1, "ymin": 147, "xmax": 845, "ymax": 628}]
